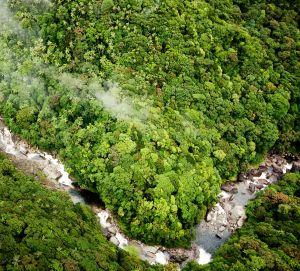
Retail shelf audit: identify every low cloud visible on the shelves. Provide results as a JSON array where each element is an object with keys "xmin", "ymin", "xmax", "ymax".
[
  {"xmin": 0, "ymin": 0, "xmax": 23, "ymax": 35},
  {"xmin": 94, "ymin": 81, "xmax": 148, "ymax": 122}
]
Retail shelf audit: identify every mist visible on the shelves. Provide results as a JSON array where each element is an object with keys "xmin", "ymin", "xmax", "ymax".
[
  {"xmin": 94, "ymin": 81, "xmax": 149, "ymax": 122},
  {"xmin": 0, "ymin": 0, "xmax": 149, "ymax": 125},
  {"xmin": 0, "ymin": 0, "xmax": 23, "ymax": 35}
]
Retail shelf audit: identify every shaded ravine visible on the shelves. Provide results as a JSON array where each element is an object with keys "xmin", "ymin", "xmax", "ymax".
[{"xmin": 0, "ymin": 118, "xmax": 298, "ymax": 267}]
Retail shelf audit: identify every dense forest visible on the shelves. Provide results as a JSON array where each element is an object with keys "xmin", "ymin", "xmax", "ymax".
[
  {"xmin": 0, "ymin": 0, "xmax": 299, "ymax": 249},
  {"xmin": 0, "ymin": 151, "xmax": 299, "ymax": 270},
  {"xmin": 184, "ymin": 172, "xmax": 300, "ymax": 271},
  {"xmin": 0, "ymin": 153, "xmax": 169, "ymax": 271}
]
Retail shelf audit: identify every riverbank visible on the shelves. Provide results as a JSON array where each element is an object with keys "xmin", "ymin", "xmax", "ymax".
[
  {"xmin": 195, "ymin": 154, "xmax": 296, "ymax": 260},
  {"xmin": 0, "ymin": 118, "xmax": 298, "ymax": 268}
]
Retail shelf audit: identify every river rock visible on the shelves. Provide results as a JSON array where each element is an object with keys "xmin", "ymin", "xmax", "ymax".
[
  {"xmin": 110, "ymin": 236, "xmax": 120, "ymax": 246},
  {"xmin": 168, "ymin": 248, "xmax": 189, "ymax": 263},
  {"xmin": 215, "ymin": 214, "xmax": 228, "ymax": 228},
  {"xmin": 292, "ymin": 161, "xmax": 300, "ymax": 172},
  {"xmin": 191, "ymin": 244, "xmax": 200, "ymax": 259},
  {"xmin": 237, "ymin": 217, "xmax": 244, "ymax": 227},
  {"xmin": 146, "ymin": 251, "xmax": 156, "ymax": 259},
  {"xmin": 108, "ymin": 226, "xmax": 117, "ymax": 234},
  {"xmin": 238, "ymin": 173, "xmax": 247, "ymax": 182},
  {"xmin": 249, "ymin": 168, "xmax": 263, "ymax": 177},
  {"xmin": 272, "ymin": 163, "xmax": 283, "ymax": 174},
  {"xmin": 19, "ymin": 144, "xmax": 28, "ymax": 155},
  {"xmin": 257, "ymin": 179, "xmax": 269, "ymax": 185},
  {"xmin": 28, "ymin": 154, "xmax": 49, "ymax": 169},
  {"xmin": 43, "ymin": 166, "xmax": 62, "ymax": 180},
  {"xmin": 13, "ymin": 150, "xmax": 27, "ymax": 159},
  {"xmin": 144, "ymin": 246, "xmax": 158, "ymax": 254},
  {"xmin": 231, "ymin": 205, "xmax": 244, "ymax": 219},
  {"xmin": 258, "ymin": 165, "xmax": 268, "ymax": 172},
  {"xmin": 248, "ymin": 183, "xmax": 256, "ymax": 193},
  {"xmin": 102, "ymin": 228, "xmax": 110, "ymax": 238},
  {"xmin": 218, "ymin": 226, "xmax": 226, "ymax": 232},
  {"xmin": 265, "ymin": 159, "xmax": 273, "ymax": 167},
  {"xmin": 266, "ymin": 172, "xmax": 273, "ymax": 179},
  {"xmin": 255, "ymin": 184, "xmax": 264, "ymax": 190},
  {"xmin": 275, "ymin": 155, "xmax": 285, "ymax": 166},
  {"xmin": 215, "ymin": 233, "xmax": 222, "ymax": 239},
  {"xmin": 28, "ymin": 153, "xmax": 44, "ymax": 161},
  {"xmin": 268, "ymin": 173, "xmax": 278, "ymax": 183},
  {"xmin": 205, "ymin": 212, "xmax": 212, "ymax": 222},
  {"xmin": 221, "ymin": 182, "xmax": 238, "ymax": 193}
]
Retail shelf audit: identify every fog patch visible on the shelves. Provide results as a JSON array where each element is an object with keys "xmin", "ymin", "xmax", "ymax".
[
  {"xmin": 58, "ymin": 73, "xmax": 86, "ymax": 91},
  {"xmin": 0, "ymin": 0, "xmax": 24, "ymax": 35},
  {"xmin": 0, "ymin": 0, "xmax": 52, "ymax": 37},
  {"xmin": 0, "ymin": 0, "xmax": 149, "ymax": 124},
  {"xmin": 94, "ymin": 81, "xmax": 149, "ymax": 122}
]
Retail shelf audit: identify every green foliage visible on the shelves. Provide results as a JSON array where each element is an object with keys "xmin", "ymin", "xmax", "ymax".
[
  {"xmin": 0, "ymin": 0, "xmax": 299, "ymax": 247},
  {"xmin": 15, "ymin": 106, "xmax": 37, "ymax": 128},
  {"xmin": 183, "ymin": 172, "xmax": 300, "ymax": 271},
  {"xmin": 0, "ymin": 154, "xmax": 165, "ymax": 271},
  {"xmin": 101, "ymin": 0, "xmax": 114, "ymax": 13}
]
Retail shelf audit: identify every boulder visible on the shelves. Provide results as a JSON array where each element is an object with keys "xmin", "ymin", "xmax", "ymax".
[
  {"xmin": 258, "ymin": 165, "xmax": 268, "ymax": 172},
  {"xmin": 146, "ymin": 251, "xmax": 156, "ymax": 259},
  {"xmin": 248, "ymin": 183, "xmax": 256, "ymax": 193},
  {"xmin": 268, "ymin": 174, "xmax": 278, "ymax": 183},
  {"xmin": 103, "ymin": 228, "xmax": 110, "ymax": 238},
  {"xmin": 272, "ymin": 163, "xmax": 283, "ymax": 174},
  {"xmin": 221, "ymin": 182, "xmax": 238, "ymax": 194},
  {"xmin": 275, "ymin": 155, "xmax": 285, "ymax": 166},
  {"xmin": 249, "ymin": 168, "xmax": 263, "ymax": 177},
  {"xmin": 218, "ymin": 226, "xmax": 226, "ymax": 232},
  {"xmin": 231, "ymin": 205, "xmax": 245, "ymax": 219},
  {"xmin": 192, "ymin": 244, "xmax": 200, "ymax": 259},
  {"xmin": 168, "ymin": 248, "xmax": 189, "ymax": 263},
  {"xmin": 215, "ymin": 233, "xmax": 222, "ymax": 239},
  {"xmin": 292, "ymin": 161, "xmax": 300, "ymax": 172},
  {"xmin": 257, "ymin": 179, "xmax": 269, "ymax": 185},
  {"xmin": 14, "ymin": 151, "xmax": 27, "ymax": 160},
  {"xmin": 265, "ymin": 159, "xmax": 273, "ymax": 167},
  {"xmin": 110, "ymin": 236, "xmax": 120, "ymax": 246},
  {"xmin": 19, "ymin": 144, "xmax": 28, "ymax": 155},
  {"xmin": 214, "ymin": 210, "xmax": 227, "ymax": 226},
  {"xmin": 28, "ymin": 154, "xmax": 49, "ymax": 169},
  {"xmin": 144, "ymin": 246, "xmax": 158, "ymax": 255},
  {"xmin": 220, "ymin": 197, "xmax": 226, "ymax": 203},
  {"xmin": 237, "ymin": 217, "xmax": 244, "ymax": 227},
  {"xmin": 108, "ymin": 226, "xmax": 117, "ymax": 235},
  {"xmin": 266, "ymin": 172, "xmax": 273, "ymax": 179},
  {"xmin": 43, "ymin": 166, "xmax": 62, "ymax": 180},
  {"xmin": 28, "ymin": 153, "xmax": 45, "ymax": 161},
  {"xmin": 255, "ymin": 184, "xmax": 264, "ymax": 190},
  {"xmin": 205, "ymin": 212, "xmax": 212, "ymax": 222},
  {"xmin": 238, "ymin": 173, "xmax": 247, "ymax": 182}
]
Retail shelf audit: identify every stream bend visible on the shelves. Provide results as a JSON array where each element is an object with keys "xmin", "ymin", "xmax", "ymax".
[{"xmin": 0, "ymin": 119, "xmax": 297, "ymax": 267}]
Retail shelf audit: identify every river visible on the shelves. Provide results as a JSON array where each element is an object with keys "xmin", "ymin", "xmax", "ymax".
[{"xmin": 0, "ymin": 118, "xmax": 297, "ymax": 267}]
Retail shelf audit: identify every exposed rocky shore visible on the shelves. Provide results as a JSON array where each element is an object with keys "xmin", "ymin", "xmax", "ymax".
[{"xmin": 0, "ymin": 118, "xmax": 298, "ymax": 268}]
